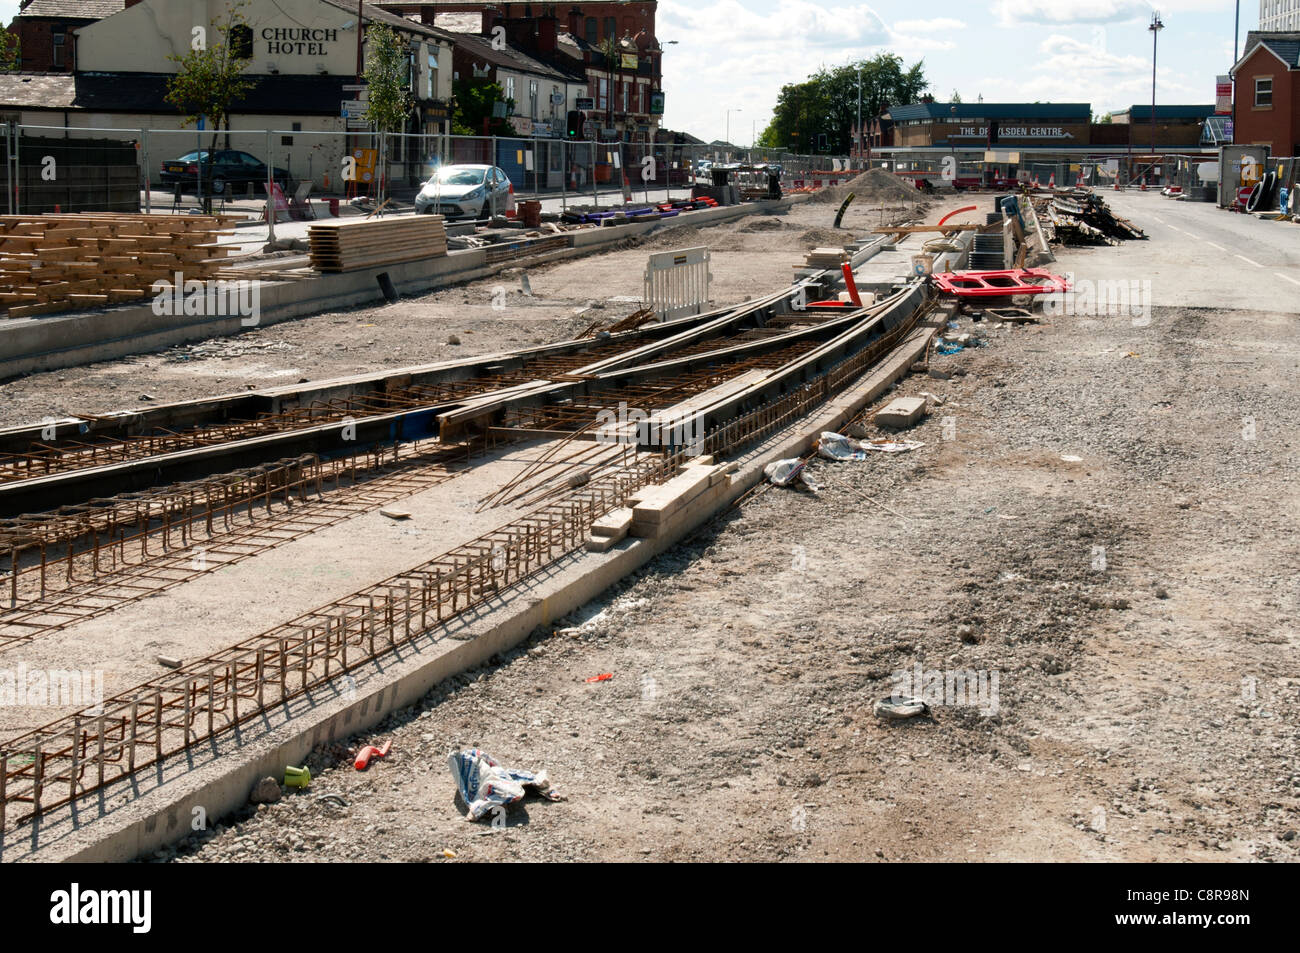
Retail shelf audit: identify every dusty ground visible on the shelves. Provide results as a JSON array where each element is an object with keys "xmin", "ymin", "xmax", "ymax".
[
  {"xmin": 154, "ymin": 194, "xmax": 1300, "ymax": 863},
  {"xmin": 0, "ymin": 192, "xmax": 936, "ymax": 429}
]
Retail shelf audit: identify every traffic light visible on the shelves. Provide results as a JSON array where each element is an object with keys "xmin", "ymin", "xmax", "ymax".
[{"xmin": 566, "ymin": 110, "xmax": 582, "ymax": 138}]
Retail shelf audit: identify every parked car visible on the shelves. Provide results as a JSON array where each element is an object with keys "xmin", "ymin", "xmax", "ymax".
[
  {"xmin": 414, "ymin": 164, "xmax": 515, "ymax": 219},
  {"xmin": 160, "ymin": 150, "xmax": 290, "ymax": 195}
]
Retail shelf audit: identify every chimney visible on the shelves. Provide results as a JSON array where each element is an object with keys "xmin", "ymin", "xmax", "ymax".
[
  {"xmin": 537, "ymin": 10, "xmax": 558, "ymax": 53},
  {"xmin": 568, "ymin": 5, "xmax": 582, "ymax": 37}
]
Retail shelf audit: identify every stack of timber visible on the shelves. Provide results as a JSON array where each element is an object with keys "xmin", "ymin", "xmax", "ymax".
[
  {"xmin": 308, "ymin": 215, "xmax": 446, "ymax": 272},
  {"xmin": 0, "ymin": 213, "xmax": 239, "ymax": 319},
  {"xmin": 803, "ymin": 246, "xmax": 849, "ymax": 269}
]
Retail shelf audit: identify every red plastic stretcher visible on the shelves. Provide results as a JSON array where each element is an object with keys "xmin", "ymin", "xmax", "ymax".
[{"xmin": 931, "ymin": 268, "xmax": 1071, "ymax": 298}]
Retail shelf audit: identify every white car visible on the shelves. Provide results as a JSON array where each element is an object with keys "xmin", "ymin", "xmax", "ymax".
[{"xmin": 414, "ymin": 164, "xmax": 516, "ymax": 219}]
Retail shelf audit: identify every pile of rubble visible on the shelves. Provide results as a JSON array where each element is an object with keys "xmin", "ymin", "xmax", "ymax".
[{"xmin": 1035, "ymin": 190, "xmax": 1146, "ymax": 246}]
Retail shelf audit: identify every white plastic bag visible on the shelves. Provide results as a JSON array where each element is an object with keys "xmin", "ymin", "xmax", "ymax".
[
  {"xmin": 447, "ymin": 748, "xmax": 562, "ymax": 821},
  {"xmin": 816, "ymin": 431, "xmax": 867, "ymax": 461}
]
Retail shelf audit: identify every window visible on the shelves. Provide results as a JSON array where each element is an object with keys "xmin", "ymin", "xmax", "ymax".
[
  {"xmin": 584, "ymin": 17, "xmax": 597, "ymax": 45},
  {"xmin": 529, "ymin": 79, "xmax": 538, "ymax": 119},
  {"xmin": 230, "ymin": 24, "xmax": 253, "ymax": 60},
  {"xmin": 505, "ymin": 75, "xmax": 516, "ymax": 112},
  {"xmin": 622, "ymin": 81, "xmax": 629, "ymax": 112},
  {"xmin": 598, "ymin": 76, "xmax": 608, "ymax": 110},
  {"xmin": 1255, "ymin": 76, "xmax": 1273, "ymax": 107},
  {"xmin": 52, "ymin": 32, "xmax": 64, "ymax": 68},
  {"xmin": 604, "ymin": 17, "xmax": 616, "ymax": 39}
]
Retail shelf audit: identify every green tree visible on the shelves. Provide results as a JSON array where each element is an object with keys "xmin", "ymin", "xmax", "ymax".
[
  {"xmin": 0, "ymin": 30, "xmax": 20, "ymax": 71},
  {"xmin": 164, "ymin": 1, "xmax": 257, "ymax": 211},
  {"xmin": 362, "ymin": 23, "xmax": 414, "ymax": 202},
  {"xmin": 949, "ymin": 90, "xmax": 962, "ymax": 103},
  {"xmin": 450, "ymin": 79, "xmax": 514, "ymax": 136},
  {"xmin": 760, "ymin": 54, "xmax": 928, "ymax": 154}
]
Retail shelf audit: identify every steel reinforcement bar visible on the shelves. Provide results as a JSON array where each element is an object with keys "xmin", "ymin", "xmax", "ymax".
[
  {"xmin": 0, "ymin": 290, "xmax": 934, "ymax": 832},
  {"xmin": 0, "ymin": 439, "xmax": 474, "ymax": 645}
]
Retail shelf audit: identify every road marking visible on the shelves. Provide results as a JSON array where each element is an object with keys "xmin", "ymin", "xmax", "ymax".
[
  {"xmin": 1276, "ymin": 272, "xmax": 1300, "ymax": 287},
  {"xmin": 1204, "ymin": 241, "xmax": 1227, "ymax": 252},
  {"xmin": 1166, "ymin": 225, "xmax": 1189, "ymax": 235},
  {"xmin": 1235, "ymin": 254, "xmax": 1264, "ymax": 268}
]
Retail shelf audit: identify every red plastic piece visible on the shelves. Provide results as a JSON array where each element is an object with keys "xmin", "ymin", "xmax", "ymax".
[
  {"xmin": 931, "ymin": 268, "xmax": 1071, "ymax": 298},
  {"xmin": 936, "ymin": 205, "xmax": 977, "ymax": 227},
  {"xmin": 585, "ymin": 673, "xmax": 613, "ymax": 683},
  {"xmin": 354, "ymin": 739, "xmax": 392, "ymax": 770},
  {"xmin": 840, "ymin": 262, "xmax": 862, "ymax": 306}
]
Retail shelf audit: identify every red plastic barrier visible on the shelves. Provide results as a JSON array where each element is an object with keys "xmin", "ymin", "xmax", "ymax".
[{"xmin": 931, "ymin": 268, "xmax": 1071, "ymax": 298}]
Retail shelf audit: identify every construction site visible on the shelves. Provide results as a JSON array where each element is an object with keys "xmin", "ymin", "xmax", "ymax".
[{"xmin": 0, "ymin": 153, "xmax": 1295, "ymax": 879}]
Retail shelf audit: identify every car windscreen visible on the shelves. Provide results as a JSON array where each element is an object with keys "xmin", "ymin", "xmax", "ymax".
[
  {"xmin": 433, "ymin": 168, "xmax": 486, "ymax": 186},
  {"xmin": 176, "ymin": 151, "xmax": 210, "ymax": 162}
]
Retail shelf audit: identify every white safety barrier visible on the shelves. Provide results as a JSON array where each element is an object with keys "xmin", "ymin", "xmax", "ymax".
[{"xmin": 643, "ymin": 245, "xmax": 712, "ymax": 322}]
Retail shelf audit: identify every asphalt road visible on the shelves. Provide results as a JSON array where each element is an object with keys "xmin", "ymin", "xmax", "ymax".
[{"xmin": 1097, "ymin": 191, "xmax": 1300, "ymax": 313}]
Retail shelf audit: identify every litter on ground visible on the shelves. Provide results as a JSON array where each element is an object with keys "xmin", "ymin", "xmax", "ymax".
[{"xmin": 448, "ymin": 748, "xmax": 564, "ymax": 822}]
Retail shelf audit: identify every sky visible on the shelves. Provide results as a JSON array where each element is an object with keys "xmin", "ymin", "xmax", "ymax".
[
  {"xmin": 657, "ymin": 0, "xmax": 1254, "ymax": 143},
  {"xmin": 0, "ymin": 0, "xmax": 1258, "ymax": 144}
]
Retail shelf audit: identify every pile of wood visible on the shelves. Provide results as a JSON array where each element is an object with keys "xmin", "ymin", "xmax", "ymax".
[
  {"xmin": 0, "ymin": 213, "xmax": 239, "ymax": 318},
  {"xmin": 308, "ymin": 215, "xmax": 446, "ymax": 272},
  {"xmin": 802, "ymin": 246, "xmax": 849, "ymax": 269},
  {"xmin": 1040, "ymin": 191, "xmax": 1146, "ymax": 245}
]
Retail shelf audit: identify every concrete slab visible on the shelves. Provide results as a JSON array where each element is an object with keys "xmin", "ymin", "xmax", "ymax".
[{"xmin": 874, "ymin": 396, "xmax": 928, "ymax": 428}]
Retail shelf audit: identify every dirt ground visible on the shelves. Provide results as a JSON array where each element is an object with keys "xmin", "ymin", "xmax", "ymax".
[
  {"xmin": 0, "ymin": 193, "xmax": 936, "ymax": 430},
  {"xmin": 154, "ymin": 195, "xmax": 1300, "ymax": 863}
]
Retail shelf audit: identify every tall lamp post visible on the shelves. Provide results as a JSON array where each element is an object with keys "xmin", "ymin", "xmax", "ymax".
[
  {"xmin": 725, "ymin": 107, "xmax": 742, "ymax": 158},
  {"xmin": 1149, "ymin": 13, "xmax": 1164, "ymax": 157}
]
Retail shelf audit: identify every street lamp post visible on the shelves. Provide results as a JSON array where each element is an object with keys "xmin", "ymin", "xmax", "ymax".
[
  {"xmin": 1149, "ymin": 13, "xmax": 1164, "ymax": 158},
  {"xmin": 725, "ymin": 108, "xmax": 742, "ymax": 158}
]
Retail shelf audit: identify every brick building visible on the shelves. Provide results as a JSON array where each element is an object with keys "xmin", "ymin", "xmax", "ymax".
[
  {"xmin": 1230, "ymin": 31, "xmax": 1300, "ymax": 155},
  {"xmin": 377, "ymin": 2, "xmax": 664, "ymax": 141},
  {"xmin": 6, "ymin": 0, "xmax": 123, "ymax": 72}
]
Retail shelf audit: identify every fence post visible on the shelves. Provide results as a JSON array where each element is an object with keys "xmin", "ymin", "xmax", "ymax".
[
  {"xmin": 266, "ymin": 128, "xmax": 276, "ymax": 242},
  {"xmin": 591, "ymin": 139, "xmax": 599, "ymax": 208},
  {"xmin": 560, "ymin": 139, "xmax": 566, "ymax": 212},
  {"xmin": 140, "ymin": 128, "xmax": 150, "ymax": 215}
]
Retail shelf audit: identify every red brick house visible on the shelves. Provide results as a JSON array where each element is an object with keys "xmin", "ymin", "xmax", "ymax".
[
  {"xmin": 1230, "ymin": 30, "xmax": 1300, "ymax": 155},
  {"xmin": 5, "ymin": 0, "xmax": 123, "ymax": 72}
]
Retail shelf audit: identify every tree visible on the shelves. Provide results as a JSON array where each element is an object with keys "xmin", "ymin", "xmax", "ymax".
[
  {"xmin": 164, "ymin": 1, "xmax": 257, "ymax": 211},
  {"xmin": 949, "ymin": 90, "xmax": 962, "ymax": 103},
  {"xmin": 599, "ymin": 36, "xmax": 621, "ymax": 134},
  {"xmin": 759, "ymin": 54, "xmax": 928, "ymax": 154},
  {"xmin": 361, "ymin": 23, "xmax": 415, "ymax": 202},
  {"xmin": 450, "ymin": 79, "xmax": 514, "ymax": 136},
  {"xmin": 0, "ymin": 30, "xmax": 20, "ymax": 71}
]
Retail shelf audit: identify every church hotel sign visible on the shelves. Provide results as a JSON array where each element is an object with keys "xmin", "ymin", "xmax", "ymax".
[{"xmin": 262, "ymin": 27, "xmax": 339, "ymax": 56}]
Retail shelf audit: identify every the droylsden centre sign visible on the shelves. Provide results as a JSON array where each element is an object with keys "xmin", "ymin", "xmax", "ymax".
[{"xmin": 955, "ymin": 126, "xmax": 1072, "ymax": 138}]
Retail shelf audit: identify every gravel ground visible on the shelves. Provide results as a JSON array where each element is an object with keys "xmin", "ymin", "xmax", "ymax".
[{"xmin": 158, "ymin": 209, "xmax": 1300, "ymax": 863}]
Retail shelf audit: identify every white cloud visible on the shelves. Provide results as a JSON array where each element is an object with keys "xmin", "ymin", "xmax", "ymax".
[
  {"xmin": 894, "ymin": 18, "xmax": 968, "ymax": 32},
  {"xmin": 990, "ymin": 0, "xmax": 1152, "ymax": 27},
  {"xmin": 659, "ymin": 0, "xmax": 893, "ymax": 141}
]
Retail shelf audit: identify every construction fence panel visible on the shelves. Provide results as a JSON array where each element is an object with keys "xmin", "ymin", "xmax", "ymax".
[{"xmin": 12, "ymin": 124, "xmax": 144, "ymax": 215}]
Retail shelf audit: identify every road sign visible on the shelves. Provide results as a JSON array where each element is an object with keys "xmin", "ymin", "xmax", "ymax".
[
  {"xmin": 341, "ymin": 100, "xmax": 365, "ymax": 119},
  {"xmin": 576, "ymin": 97, "xmax": 594, "ymax": 111},
  {"xmin": 343, "ymin": 84, "xmax": 367, "ymax": 92}
]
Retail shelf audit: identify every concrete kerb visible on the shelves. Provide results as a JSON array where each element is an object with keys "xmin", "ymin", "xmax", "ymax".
[
  {"xmin": 14, "ymin": 293, "xmax": 943, "ymax": 864},
  {"xmin": 0, "ymin": 197, "xmax": 809, "ymax": 380}
]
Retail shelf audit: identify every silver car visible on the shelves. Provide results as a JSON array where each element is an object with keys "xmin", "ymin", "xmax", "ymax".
[{"xmin": 414, "ymin": 164, "xmax": 516, "ymax": 219}]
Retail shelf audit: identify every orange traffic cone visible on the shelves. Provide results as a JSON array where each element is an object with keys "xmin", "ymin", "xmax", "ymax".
[
  {"xmin": 1047, "ymin": 172, "xmax": 1056, "ymax": 188},
  {"xmin": 505, "ymin": 182, "xmax": 517, "ymax": 218},
  {"xmin": 1076, "ymin": 172, "xmax": 1085, "ymax": 187},
  {"xmin": 1113, "ymin": 177, "xmax": 1120, "ymax": 191},
  {"xmin": 1140, "ymin": 176, "xmax": 1147, "ymax": 191}
]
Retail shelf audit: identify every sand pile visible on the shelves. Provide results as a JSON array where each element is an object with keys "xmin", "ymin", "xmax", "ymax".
[
  {"xmin": 739, "ymin": 216, "xmax": 788, "ymax": 232},
  {"xmin": 807, "ymin": 168, "xmax": 921, "ymax": 204}
]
